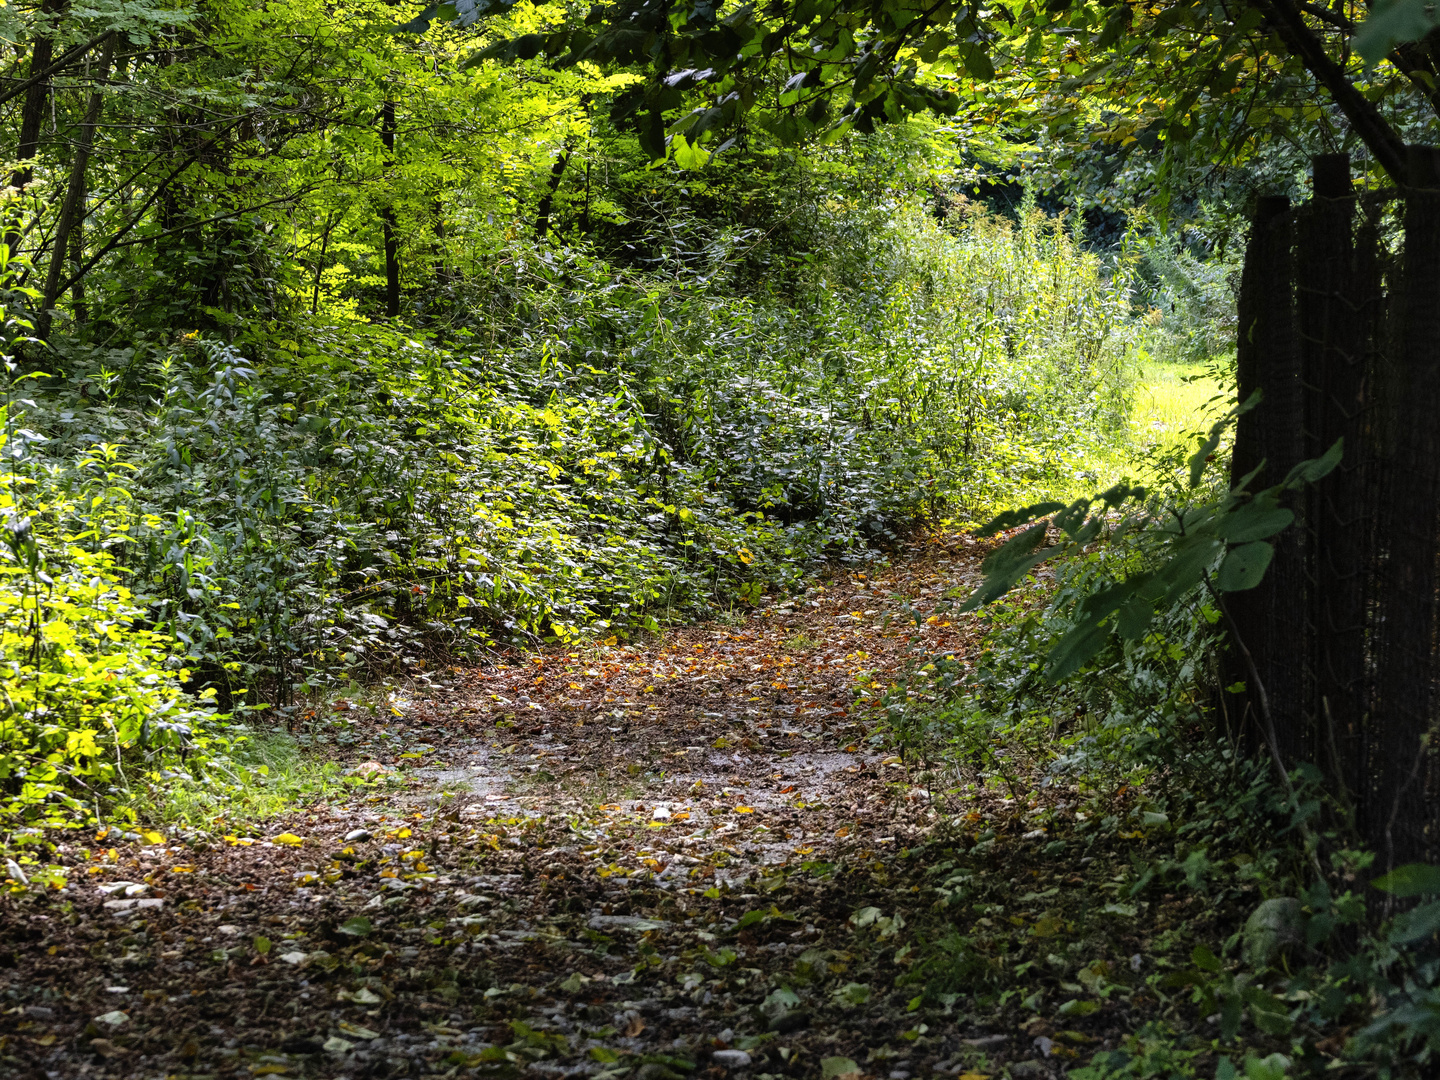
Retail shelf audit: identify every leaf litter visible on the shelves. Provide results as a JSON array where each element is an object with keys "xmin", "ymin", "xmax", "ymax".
[{"xmin": 1, "ymin": 531, "xmax": 1250, "ymax": 1079}]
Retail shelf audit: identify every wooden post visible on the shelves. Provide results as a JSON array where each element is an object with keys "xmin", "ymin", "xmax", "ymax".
[
  {"xmin": 1298, "ymin": 153, "xmax": 1373, "ymax": 812},
  {"xmin": 1371, "ymin": 145, "xmax": 1440, "ymax": 869},
  {"xmin": 1228, "ymin": 195, "xmax": 1306, "ymax": 762}
]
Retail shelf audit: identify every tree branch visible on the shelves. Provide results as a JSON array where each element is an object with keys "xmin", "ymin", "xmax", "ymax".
[
  {"xmin": 1257, "ymin": 0, "xmax": 1408, "ymax": 183},
  {"xmin": 0, "ymin": 28, "xmax": 115, "ymax": 111}
]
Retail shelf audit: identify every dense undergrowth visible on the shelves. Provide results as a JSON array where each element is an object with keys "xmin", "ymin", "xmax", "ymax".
[
  {"xmin": 880, "ymin": 447, "xmax": 1440, "ymax": 1077},
  {"xmin": 0, "ymin": 192, "xmax": 1161, "ymax": 860}
]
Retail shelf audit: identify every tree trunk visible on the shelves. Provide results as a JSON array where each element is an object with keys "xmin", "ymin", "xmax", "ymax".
[
  {"xmin": 381, "ymin": 97, "xmax": 400, "ymax": 319},
  {"xmin": 1228, "ymin": 195, "xmax": 1307, "ymax": 761},
  {"xmin": 6, "ymin": 0, "xmax": 69, "ymax": 256},
  {"xmin": 1297, "ymin": 153, "xmax": 1375, "ymax": 815},
  {"xmin": 535, "ymin": 143, "xmax": 572, "ymax": 240},
  {"xmin": 38, "ymin": 35, "xmax": 114, "ymax": 339}
]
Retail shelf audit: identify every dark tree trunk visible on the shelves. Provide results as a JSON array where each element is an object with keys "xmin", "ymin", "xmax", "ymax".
[
  {"xmin": 68, "ymin": 174, "xmax": 87, "ymax": 325},
  {"xmin": 6, "ymin": 0, "xmax": 68, "ymax": 256},
  {"xmin": 381, "ymin": 98, "xmax": 400, "ymax": 319},
  {"xmin": 535, "ymin": 144, "xmax": 572, "ymax": 241},
  {"xmin": 39, "ymin": 35, "xmax": 114, "ymax": 339},
  {"xmin": 1297, "ymin": 153, "xmax": 1376, "ymax": 815}
]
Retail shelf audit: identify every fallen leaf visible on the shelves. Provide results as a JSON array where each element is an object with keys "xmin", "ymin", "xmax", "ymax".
[{"xmin": 338, "ymin": 987, "xmax": 382, "ymax": 1004}]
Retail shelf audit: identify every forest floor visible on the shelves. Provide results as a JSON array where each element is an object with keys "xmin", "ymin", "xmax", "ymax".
[{"xmin": 2, "ymin": 531, "xmax": 1230, "ymax": 1080}]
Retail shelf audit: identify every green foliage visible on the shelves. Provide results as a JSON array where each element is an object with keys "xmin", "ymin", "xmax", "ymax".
[
  {"xmin": 915, "ymin": 454, "xmax": 1440, "ymax": 1079},
  {"xmin": 1, "ymin": 185, "xmax": 1147, "ymax": 854},
  {"xmin": 156, "ymin": 730, "xmax": 349, "ymax": 829},
  {"xmin": 1132, "ymin": 226, "xmax": 1242, "ymax": 367},
  {"xmin": 962, "ymin": 405, "xmax": 1340, "ymax": 682}
]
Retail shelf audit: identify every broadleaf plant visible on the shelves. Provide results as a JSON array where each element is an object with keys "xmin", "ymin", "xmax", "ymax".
[{"xmin": 963, "ymin": 399, "xmax": 1342, "ymax": 683}]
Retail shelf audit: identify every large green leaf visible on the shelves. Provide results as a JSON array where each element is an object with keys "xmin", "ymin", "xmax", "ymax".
[
  {"xmin": 1388, "ymin": 899, "xmax": 1440, "ymax": 945},
  {"xmin": 1215, "ymin": 504, "xmax": 1292, "ymax": 543},
  {"xmin": 975, "ymin": 501, "xmax": 1065, "ymax": 538},
  {"xmin": 1354, "ymin": 0, "xmax": 1440, "ymax": 65},
  {"xmin": 1372, "ymin": 862, "xmax": 1440, "ymax": 897},
  {"xmin": 1215, "ymin": 541, "xmax": 1273, "ymax": 592},
  {"xmin": 1045, "ymin": 616, "xmax": 1113, "ymax": 681},
  {"xmin": 1284, "ymin": 438, "xmax": 1343, "ymax": 486}
]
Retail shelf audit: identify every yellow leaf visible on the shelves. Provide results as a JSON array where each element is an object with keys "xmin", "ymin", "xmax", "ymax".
[
  {"xmin": 959, "ymin": 1073, "xmax": 991, "ymax": 1080},
  {"xmin": 734, "ymin": 806, "xmax": 755, "ymax": 814},
  {"xmin": 272, "ymin": 833, "xmax": 304, "ymax": 846},
  {"xmin": 141, "ymin": 831, "xmax": 164, "ymax": 845}
]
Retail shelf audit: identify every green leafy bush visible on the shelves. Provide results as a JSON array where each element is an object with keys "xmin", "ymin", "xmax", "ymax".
[{"xmin": 0, "ymin": 190, "xmax": 1147, "ymax": 860}]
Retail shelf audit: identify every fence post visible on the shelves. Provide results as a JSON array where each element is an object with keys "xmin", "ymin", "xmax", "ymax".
[
  {"xmin": 1299, "ymin": 153, "xmax": 1371, "ymax": 812},
  {"xmin": 1371, "ymin": 145, "xmax": 1440, "ymax": 871},
  {"xmin": 1228, "ymin": 195, "xmax": 1306, "ymax": 762}
]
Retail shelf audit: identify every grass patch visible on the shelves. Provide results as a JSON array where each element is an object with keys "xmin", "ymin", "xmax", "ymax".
[
  {"xmin": 155, "ymin": 730, "xmax": 351, "ymax": 831},
  {"xmin": 1130, "ymin": 357, "xmax": 1227, "ymax": 456},
  {"xmin": 1060, "ymin": 356, "xmax": 1229, "ymax": 500}
]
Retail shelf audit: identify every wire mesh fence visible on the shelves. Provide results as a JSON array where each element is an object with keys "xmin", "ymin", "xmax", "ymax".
[{"xmin": 1227, "ymin": 147, "xmax": 1440, "ymax": 875}]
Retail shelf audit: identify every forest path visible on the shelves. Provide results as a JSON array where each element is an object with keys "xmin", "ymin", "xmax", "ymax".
[{"xmin": 7, "ymin": 533, "xmax": 1091, "ymax": 1080}]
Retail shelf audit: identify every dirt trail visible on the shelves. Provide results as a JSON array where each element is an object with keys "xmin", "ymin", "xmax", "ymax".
[{"xmin": 1, "ymin": 534, "xmax": 1096, "ymax": 1080}]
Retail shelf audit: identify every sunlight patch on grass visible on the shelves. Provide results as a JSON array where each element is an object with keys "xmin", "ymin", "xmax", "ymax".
[
  {"xmin": 1030, "ymin": 356, "xmax": 1230, "ymax": 506},
  {"xmin": 1131, "ymin": 358, "xmax": 1228, "ymax": 456}
]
